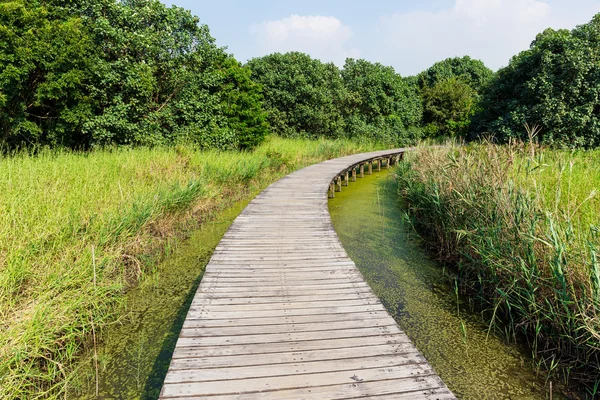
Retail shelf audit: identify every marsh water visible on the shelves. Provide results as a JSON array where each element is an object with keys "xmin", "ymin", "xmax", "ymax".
[
  {"xmin": 78, "ymin": 168, "xmax": 556, "ymax": 399},
  {"xmin": 329, "ymin": 169, "xmax": 554, "ymax": 400}
]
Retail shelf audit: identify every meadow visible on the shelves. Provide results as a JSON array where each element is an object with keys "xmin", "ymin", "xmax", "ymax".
[
  {"xmin": 0, "ymin": 137, "xmax": 381, "ymax": 399},
  {"xmin": 396, "ymin": 142, "xmax": 600, "ymax": 396}
]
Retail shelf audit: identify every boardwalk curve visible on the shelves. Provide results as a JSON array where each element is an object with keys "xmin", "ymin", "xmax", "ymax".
[{"xmin": 160, "ymin": 149, "xmax": 455, "ymax": 399}]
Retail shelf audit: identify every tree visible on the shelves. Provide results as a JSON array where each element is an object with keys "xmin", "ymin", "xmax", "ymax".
[
  {"xmin": 341, "ymin": 58, "xmax": 422, "ymax": 144},
  {"xmin": 0, "ymin": 1, "xmax": 95, "ymax": 147},
  {"xmin": 417, "ymin": 56, "xmax": 493, "ymax": 139},
  {"xmin": 0, "ymin": 0, "xmax": 269, "ymax": 150},
  {"xmin": 246, "ymin": 52, "xmax": 348, "ymax": 139},
  {"xmin": 422, "ymin": 77, "xmax": 476, "ymax": 137},
  {"xmin": 473, "ymin": 15, "xmax": 600, "ymax": 148},
  {"xmin": 418, "ymin": 56, "xmax": 494, "ymax": 93}
]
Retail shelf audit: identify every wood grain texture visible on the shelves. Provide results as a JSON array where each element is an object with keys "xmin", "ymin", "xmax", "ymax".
[{"xmin": 159, "ymin": 149, "xmax": 455, "ymax": 399}]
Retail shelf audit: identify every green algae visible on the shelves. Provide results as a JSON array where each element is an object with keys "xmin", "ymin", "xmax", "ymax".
[
  {"xmin": 329, "ymin": 169, "xmax": 557, "ymax": 400},
  {"xmin": 73, "ymin": 198, "xmax": 250, "ymax": 399}
]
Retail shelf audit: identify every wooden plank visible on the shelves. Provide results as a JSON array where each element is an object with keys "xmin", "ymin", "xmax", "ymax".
[
  {"xmin": 172, "ymin": 334, "xmax": 413, "ymax": 359},
  {"xmin": 188, "ymin": 299, "xmax": 382, "ymax": 313},
  {"xmin": 170, "ymin": 385, "xmax": 454, "ymax": 400},
  {"xmin": 159, "ymin": 149, "xmax": 454, "ymax": 399},
  {"xmin": 161, "ymin": 365, "xmax": 442, "ymax": 397},
  {"xmin": 185, "ymin": 304, "xmax": 388, "ymax": 321},
  {"xmin": 164, "ymin": 354, "xmax": 428, "ymax": 383},
  {"xmin": 169, "ymin": 343, "xmax": 421, "ymax": 369},
  {"xmin": 181, "ymin": 311, "xmax": 391, "ymax": 329},
  {"xmin": 179, "ymin": 318, "xmax": 397, "ymax": 337},
  {"xmin": 177, "ymin": 325, "xmax": 402, "ymax": 347}
]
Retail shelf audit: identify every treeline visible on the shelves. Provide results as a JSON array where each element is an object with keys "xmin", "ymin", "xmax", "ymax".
[
  {"xmin": 0, "ymin": 0, "xmax": 493, "ymax": 150},
  {"xmin": 0, "ymin": 0, "xmax": 268, "ymax": 150},
  {"xmin": 2, "ymin": 0, "xmax": 600, "ymax": 150}
]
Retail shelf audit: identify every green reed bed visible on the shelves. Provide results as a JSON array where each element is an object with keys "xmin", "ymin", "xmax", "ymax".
[
  {"xmin": 0, "ymin": 137, "xmax": 380, "ymax": 399},
  {"xmin": 396, "ymin": 142, "xmax": 600, "ymax": 397}
]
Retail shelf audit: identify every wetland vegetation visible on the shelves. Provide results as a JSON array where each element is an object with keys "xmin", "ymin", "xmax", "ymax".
[
  {"xmin": 3, "ymin": 0, "xmax": 600, "ymax": 397},
  {"xmin": 396, "ymin": 143, "xmax": 600, "ymax": 397}
]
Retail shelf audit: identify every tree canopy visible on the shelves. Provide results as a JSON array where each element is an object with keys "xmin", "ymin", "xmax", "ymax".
[
  {"xmin": 0, "ymin": 0, "xmax": 267, "ymax": 149},
  {"xmin": 473, "ymin": 14, "xmax": 600, "ymax": 148},
  {"xmin": 416, "ymin": 56, "xmax": 493, "ymax": 138},
  {"xmin": 246, "ymin": 52, "xmax": 347, "ymax": 139},
  {"xmin": 418, "ymin": 56, "xmax": 494, "ymax": 93},
  {"xmin": 4, "ymin": 2, "xmax": 600, "ymax": 150}
]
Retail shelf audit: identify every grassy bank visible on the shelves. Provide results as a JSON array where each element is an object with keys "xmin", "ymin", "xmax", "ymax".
[
  {"xmin": 396, "ymin": 142, "xmax": 600, "ymax": 397},
  {"xmin": 0, "ymin": 136, "xmax": 381, "ymax": 399}
]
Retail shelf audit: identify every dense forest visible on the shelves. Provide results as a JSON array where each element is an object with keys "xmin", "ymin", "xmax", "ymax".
[{"xmin": 4, "ymin": 0, "xmax": 600, "ymax": 151}]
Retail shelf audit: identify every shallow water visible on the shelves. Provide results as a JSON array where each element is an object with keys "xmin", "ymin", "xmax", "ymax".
[
  {"xmin": 329, "ymin": 169, "xmax": 554, "ymax": 400},
  {"xmin": 74, "ymin": 198, "xmax": 250, "ymax": 399}
]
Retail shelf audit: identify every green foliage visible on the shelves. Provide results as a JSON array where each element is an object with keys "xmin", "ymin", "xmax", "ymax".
[
  {"xmin": 246, "ymin": 52, "xmax": 347, "ymax": 139},
  {"xmin": 418, "ymin": 55, "xmax": 494, "ymax": 92},
  {"xmin": 0, "ymin": 1, "xmax": 95, "ymax": 147},
  {"xmin": 341, "ymin": 58, "xmax": 422, "ymax": 144},
  {"xmin": 0, "ymin": 0, "xmax": 268, "ymax": 150},
  {"xmin": 417, "ymin": 56, "xmax": 492, "ymax": 139},
  {"xmin": 421, "ymin": 77, "xmax": 477, "ymax": 137},
  {"xmin": 474, "ymin": 14, "xmax": 600, "ymax": 148},
  {"xmin": 247, "ymin": 53, "xmax": 422, "ymax": 146}
]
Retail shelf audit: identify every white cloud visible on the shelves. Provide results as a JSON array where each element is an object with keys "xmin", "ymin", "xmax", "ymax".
[
  {"xmin": 251, "ymin": 15, "xmax": 360, "ymax": 66},
  {"xmin": 375, "ymin": 0, "xmax": 600, "ymax": 75}
]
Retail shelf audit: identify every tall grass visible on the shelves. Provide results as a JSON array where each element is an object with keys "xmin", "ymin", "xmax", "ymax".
[
  {"xmin": 396, "ymin": 141, "xmax": 600, "ymax": 396},
  {"xmin": 0, "ymin": 136, "xmax": 381, "ymax": 399}
]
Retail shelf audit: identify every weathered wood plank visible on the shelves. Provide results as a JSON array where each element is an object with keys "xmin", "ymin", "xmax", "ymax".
[
  {"xmin": 169, "ymin": 343, "xmax": 421, "ymax": 369},
  {"xmin": 164, "ymin": 354, "xmax": 428, "ymax": 383},
  {"xmin": 171, "ymin": 334, "xmax": 414, "ymax": 359},
  {"xmin": 161, "ymin": 365, "xmax": 442, "ymax": 397}
]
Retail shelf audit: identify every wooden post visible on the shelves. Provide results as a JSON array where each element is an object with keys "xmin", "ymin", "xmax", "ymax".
[
  {"xmin": 368, "ymin": 161, "xmax": 372, "ymax": 175},
  {"xmin": 376, "ymin": 160, "xmax": 381, "ymax": 172},
  {"xmin": 329, "ymin": 182, "xmax": 335, "ymax": 198},
  {"xmin": 359, "ymin": 164, "xmax": 364, "ymax": 178},
  {"xmin": 351, "ymin": 168, "xmax": 357, "ymax": 182},
  {"xmin": 335, "ymin": 176, "xmax": 342, "ymax": 192},
  {"xmin": 386, "ymin": 157, "xmax": 391, "ymax": 169},
  {"xmin": 343, "ymin": 171, "xmax": 349, "ymax": 186}
]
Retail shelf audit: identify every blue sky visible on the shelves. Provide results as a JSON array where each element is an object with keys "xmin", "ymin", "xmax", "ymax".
[{"xmin": 162, "ymin": 0, "xmax": 600, "ymax": 76}]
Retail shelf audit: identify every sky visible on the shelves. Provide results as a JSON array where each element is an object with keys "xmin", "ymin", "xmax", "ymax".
[{"xmin": 162, "ymin": 0, "xmax": 600, "ymax": 76}]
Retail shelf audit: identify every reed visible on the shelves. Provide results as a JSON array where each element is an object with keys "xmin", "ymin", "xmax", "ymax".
[{"xmin": 396, "ymin": 141, "xmax": 600, "ymax": 396}]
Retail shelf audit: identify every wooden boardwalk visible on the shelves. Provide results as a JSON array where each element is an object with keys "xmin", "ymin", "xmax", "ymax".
[{"xmin": 160, "ymin": 149, "xmax": 455, "ymax": 399}]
